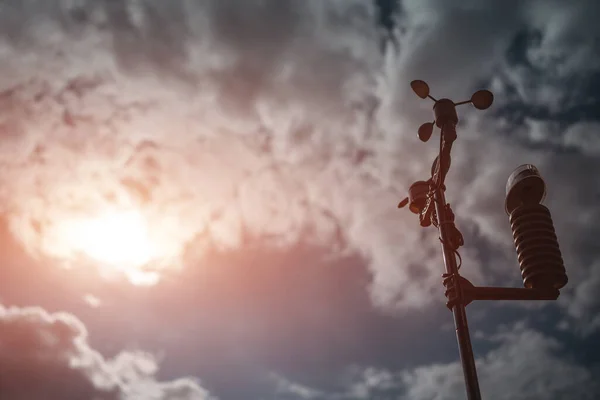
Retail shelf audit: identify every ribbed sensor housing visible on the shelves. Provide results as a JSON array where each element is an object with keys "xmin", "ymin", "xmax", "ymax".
[{"xmin": 509, "ymin": 204, "xmax": 567, "ymax": 289}]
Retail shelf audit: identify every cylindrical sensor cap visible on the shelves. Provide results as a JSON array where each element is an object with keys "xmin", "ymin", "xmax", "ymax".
[{"xmin": 505, "ymin": 164, "xmax": 546, "ymax": 215}]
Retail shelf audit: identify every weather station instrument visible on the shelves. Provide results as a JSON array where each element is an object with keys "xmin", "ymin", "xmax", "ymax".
[{"xmin": 397, "ymin": 80, "xmax": 568, "ymax": 400}]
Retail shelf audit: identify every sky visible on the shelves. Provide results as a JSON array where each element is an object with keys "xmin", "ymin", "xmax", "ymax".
[{"xmin": 0, "ymin": 0, "xmax": 599, "ymax": 399}]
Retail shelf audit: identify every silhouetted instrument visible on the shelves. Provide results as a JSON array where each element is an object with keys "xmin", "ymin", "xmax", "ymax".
[{"xmin": 396, "ymin": 80, "xmax": 568, "ymax": 400}]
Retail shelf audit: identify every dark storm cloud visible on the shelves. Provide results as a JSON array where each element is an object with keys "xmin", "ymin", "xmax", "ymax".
[{"xmin": 384, "ymin": 0, "xmax": 600, "ymax": 330}]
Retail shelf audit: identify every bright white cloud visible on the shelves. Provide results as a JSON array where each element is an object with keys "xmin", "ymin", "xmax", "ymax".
[{"xmin": 0, "ymin": 304, "xmax": 213, "ymax": 400}]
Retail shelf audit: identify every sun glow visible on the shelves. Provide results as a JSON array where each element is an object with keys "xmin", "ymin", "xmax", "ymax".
[
  {"xmin": 53, "ymin": 209, "xmax": 166, "ymax": 285},
  {"xmin": 67, "ymin": 210, "xmax": 154, "ymax": 265}
]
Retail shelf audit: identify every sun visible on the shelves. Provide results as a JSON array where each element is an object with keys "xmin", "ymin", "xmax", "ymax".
[
  {"xmin": 66, "ymin": 210, "xmax": 154, "ymax": 266},
  {"xmin": 53, "ymin": 209, "xmax": 164, "ymax": 285}
]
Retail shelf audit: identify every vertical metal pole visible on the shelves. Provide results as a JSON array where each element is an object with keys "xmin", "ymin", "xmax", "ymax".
[{"xmin": 434, "ymin": 125, "xmax": 482, "ymax": 400}]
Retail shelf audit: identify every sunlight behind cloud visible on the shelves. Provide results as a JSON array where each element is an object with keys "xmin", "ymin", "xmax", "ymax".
[
  {"xmin": 42, "ymin": 207, "xmax": 183, "ymax": 286},
  {"xmin": 0, "ymin": 0, "xmax": 597, "ymax": 325},
  {"xmin": 60, "ymin": 210, "xmax": 154, "ymax": 267}
]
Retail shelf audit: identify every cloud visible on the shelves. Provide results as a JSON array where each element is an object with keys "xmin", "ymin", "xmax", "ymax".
[
  {"xmin": 273, "ymin": 322, "xmax": 600, "ymax": 400},
  {"xmin": 399, "ymin": 322, "xmax": 600, "ymax": 400},
  {"xmin": 83, "ymin": 294, "xmax": 102, "ymax": 308},
  {"xmin": 0, "ymin": 0, "xmax": 599, "ymax": 333},
  {"xmin": 0, "ymin": 0, "xmax": 382, "ymax": 264},
  {"xmin": 0, "ymin": 304, "xmax": 213, "ymax": 399},
  {"xmin": 269, "ymin": 373, "xmax": 325, "ymax": 400},
  {"xmin": 563, "ymin": 260, "xmax": 600, "ymax": 335},
  {"xmin": 562, "ymin": 121, "xmax": 600, "ymax": 156}
]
